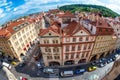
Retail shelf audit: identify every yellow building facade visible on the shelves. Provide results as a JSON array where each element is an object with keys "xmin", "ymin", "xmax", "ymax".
[
  {"xmin": 89, "ymin": 35, "xmax": 116, "ymax": 61},
  {"xmin": 0, "ymin": 15, "xmax": 45, "ymax": 61}
]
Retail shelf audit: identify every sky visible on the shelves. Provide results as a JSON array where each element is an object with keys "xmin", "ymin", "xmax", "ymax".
[{"xmin": 0, "ymin": 0, "xmax": 120, "ymax": 25}]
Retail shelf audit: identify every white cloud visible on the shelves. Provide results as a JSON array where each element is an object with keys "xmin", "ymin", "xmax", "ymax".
[
  {"xmin": 0, "ymin": 8, "xmax": 5, "ymax": 18},
  {"xmin": 1, "ymin": 0, "xmax": 120, "ymax": 25}
]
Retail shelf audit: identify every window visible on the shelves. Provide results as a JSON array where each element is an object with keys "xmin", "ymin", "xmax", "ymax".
[
  {"xmin": 99, "ymin": 29, "xmax": 102, "ymax": 32},
  {"xmin": 79, "ymin": 37, "xmax": 82, "ymax": 41},
  {"xmin": 66, "ymin": 38, "xmax": 70, "ymax": 42},
  {"xmin": 19, "ymin": 38, "xmax": 23, "ymax": 42},
  {"xmin": 71, "ymin": 54, "xmax": 74, "ymax": 59},
  {"xmin": 83, "ymin": 45, "xmax": 87, "ymax": 50},
  {"xmin": 53, "ymin": 40, "xmax": 55, "ymax": 44},
  {"xmin": 12, "ymin": 35, "xmax": 17, "ymax": 40},
  {"xmin": 73, "ymin": 38, "xmax": 76, "ymax": 42},
  {"xmin": 56, "ymin": 40, "xmax": 58, "ymax": 43},
  {"xmin": 54, "ymin": 56, "xmax": 60, "ymax": 59},
  {"xmin": 53, "ymin": 40, "xmax": 58, "ymax": 44},
  {"xmin": 53, "ymin": 48, "xmax": 59, "ymax": 52},
  {"xmin": 44, "ymin": 40, "xmax": 49, "ymax": 44},
  {"xmin": 82, "ymin": 53, "xmax": 84, "ymax": 57},
  {"xmin": 86, "ymin": 37, "xmax": 89, "ymax": 41},
  {"xmin": 47, "ymin": 56, "xmax": 49, "ymax": 59},
  {"xmin": 17, "ymin": 47, "xmax": 21, "ymax": 51},
  {"xmin": 86, "ymin": 53, "xmax": 88, "ymax": 57},
  {"xmin": 45, "ymin": 48, "xmax": 48, "ymax": 52},
  {"xmin": 26, "ymin": 27, "xmax": 28, "ymax": 31},
  {"xmin": 76, "ymin": 54, "xmax": 79, "ymax": 58},
  {"xmin": 21, "ymin": 43, "xmax": 24, "ymax": 47},
  {"xmin": 90, "ymin": 26, "xmax": 93, "ymax": 31},
  {"xmin": 66, "ymin": 46, "xmax": 69, "ymax": 52},
  {"xmin": 17, "ymin": 32, "xmax": 21, "ymax": 37},
  {"xmin": 22, "ymin": 30, "xmax": 24, "ymax": 33},
  {"xmin": 88, "ymin": 44, "xmax": 91, "ymax": 49},
  {"xmin": 23, "ymin": 35, "xmax": 26, "ymax": 38},
  {"xmin": 66, "ymin": 55, "xmax": 68, "ymax": 59},
  {"xmin": 106, "ymin": 29, "xmax": 108, "ymax": 31},
  {"xmin": 78, "ymin": 45, "xmax": 81, "ymax": 50},
  {"xmin": 15, "ymin": 41, "xmax": 19, "ymax": 45},
  {"xmin": 117, "ymin": 29, "xmax": 119, "ymax": 31},
  {"xmin": 57, "ymin": 48, "xmax": 59, "ymax": 52},
  {"xmin": 72, "ymin": 46, "xmax": 75, "ymax": 51},
  {"xmin": 53, "ymin": 48, "xmax": 56, "ymax": 52},
  {"xmin": 47, "ymin": 56, "xmax": 52, "ymax": 59},
  {"xmin": 49, "ymin": 48, "xmax": 51, "ymax": 52}
]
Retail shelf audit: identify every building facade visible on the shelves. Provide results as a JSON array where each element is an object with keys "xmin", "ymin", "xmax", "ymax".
[
  {"xmin": 107, "ymin": 19, "xmax": 120, "ymax": 51},
  {"xmin": 0, "ymin": 14, "xmax": 45, "ymax": 61},
  {"xmin": 39, "ymin": 21, "xmax": 96, "ymax": 66},
  {"xmin": 39, "ymin": 23, "xmax": 62, "ymax": 66},
  {"xmin": 81, "ymin": 14, "xmax": 117, "ymax": 61}
]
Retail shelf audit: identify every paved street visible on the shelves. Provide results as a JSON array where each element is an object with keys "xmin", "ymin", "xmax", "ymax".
[
  {"xmin": 59, "ymin": 62, "xmax": 114, "ymax": 80},
  {"xmin": 9, "ymin": 43, "xmax": 118, "ymax": 80}
]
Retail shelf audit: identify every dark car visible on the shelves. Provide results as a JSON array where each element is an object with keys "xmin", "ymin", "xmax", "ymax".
[
  {"xmin": 19, "ymin": 62, "xmax": 26, "ymax": 67},
  {"xmin": 112, "ymin": 57, "xmax": 116, "ymax": 61},
  {"xmin": 74, "ymin": 68, "xmax": 86, "ymax": 75},
  {"xmin": 97, "ymin": 63, "xmax": 106, "ymax": 68},
  {"xmin": 107, "ymin": 58, "xmax": 113, "ymax": 64},
  {"xmin": 91, "ymin": 61, "xmax": 96, "ymax": 66}
]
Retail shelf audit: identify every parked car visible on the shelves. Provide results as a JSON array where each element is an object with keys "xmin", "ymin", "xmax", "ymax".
[
  {"xmin": 112, "ymin": 57, "xmax": 116, "ymax": 61},
  {"xmin": 11, "ymin": 61, "xmax": 17, "ymax": 65},
  {"xmin": 2, "ymin": 62, "xmax": 12, "ymax": 69},
  {"xmin": 88, "ymin": 66, "xmax": 97, "ymax": 72},
  {"xmin": 43, "ymin": 68, "xmax": 54, "ymax": 74},
  {"xmin": 91, "ymin": 61, "xmax": 96, "ymax": 66},
  {"xmin": 115, "ymin": 54, "xmax": 119, "ymax": 58},
  {"xmin": 20, "ymin": 76, "xmax": 28, "ymax": 80},
  {"xmin": 19, "ymin": 62, "xmax": 26, "ymax": 67},
  {"xmin": 74, "ymin": 68, "xmax": 86, "ymax": 75},
  {"xmin": 37, "ymin": 63, "xmax": 42, "ymax": 69},
  {"xmin": 107, "ymin": 58, "xmax": 113, "ymax": 64},
  {"xmin": 60, "ymin": 70, "xmax": 73, "ymax": 77},
  {"xmin": 97, "ymin": 63, "xmax": 106, "ymax": 68}
]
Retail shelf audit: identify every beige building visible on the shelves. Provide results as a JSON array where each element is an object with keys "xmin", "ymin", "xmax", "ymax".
[
  {"xmin": 90, "ymin": 35, "xmax": 116, "ymax": 61},
  {"xmin": 0, "ymin": 14, "xmax": 45, "ymax": 61},
  {"xmin": 88, "ymin": 19, "xmax": 116, "ymax": 61},
  {"xmin": 39, "ymin": 23, "xmax": 62, "ymax": 66},
  {"xmin": 107, "ymin": 19, "xmax": 120, "ymax": 51}
]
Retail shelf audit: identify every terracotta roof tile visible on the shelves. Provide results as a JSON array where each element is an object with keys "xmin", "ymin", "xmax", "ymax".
[
  {"xmin": 39, "ymin": 22, "xmax": 62, "ymax": 36},
  {"xmin": 56, "ymin": 11, "xmax": 75, "ymax": 18}
]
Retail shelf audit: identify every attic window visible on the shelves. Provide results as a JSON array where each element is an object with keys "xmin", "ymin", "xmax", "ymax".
[
  {"xmin": 49, "ymin": 33, "xmax": 51, "ymax": 36},
  {"xmin": 81, "ymin": 31, "xmax": 83, "ymax": 33},
  {"xmin": 13, "ymin": 27, "xmax": 19, "ymax": 31}
]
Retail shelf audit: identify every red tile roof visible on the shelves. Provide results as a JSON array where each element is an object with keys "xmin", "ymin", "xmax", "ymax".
[
  {"xmin": 56, "ymin": 11, "xmax": 75, "ymax": 18},
  {"xmin": 0, "ymin": 14, "xmax": 43, "ymax": 38},
  {"xmin": 39, "ymin": 22, "xmax": 62, "ymax": 36},
  {"xmin": 63, "ymin": 21, "xmax": 91, "ymax": 36}
]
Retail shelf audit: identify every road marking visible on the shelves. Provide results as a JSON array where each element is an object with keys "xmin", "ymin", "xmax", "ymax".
[{"xmin": 49, "ymin": 78, "xmax": 59, "ymax": 80}]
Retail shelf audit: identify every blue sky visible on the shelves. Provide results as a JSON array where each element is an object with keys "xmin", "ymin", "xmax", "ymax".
[{"xmin": 0, "ymin": 0, "xmax": 120, "ymax": 25}]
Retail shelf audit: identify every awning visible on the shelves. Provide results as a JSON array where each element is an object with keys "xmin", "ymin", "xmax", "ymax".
[
  {"xmin": 23, "ymin": 47, "xmax": 26, "ymax": 51},
  {"xmin": 26, "ymin": 44, "xmax": 29, "ymax": 47}
]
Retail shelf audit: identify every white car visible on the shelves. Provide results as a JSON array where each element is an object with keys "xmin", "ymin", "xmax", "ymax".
[
  {"xmin": 2, "ymin": 62, "xmax": 12, "ymax": 69},
  {"xmin": 60, "ymin": 71, "xmax": 73, "ymax": 77},
  {"xmin": 115, "ymin": 54, "xmax": 119, "ymax": 58},
  {"xmin": 37, "ymin": 63, "xmax": 42, "ymax": 69},
  {"xmin": 43, "ymin": 68, "xmax": 54, "ymax": 74}
]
